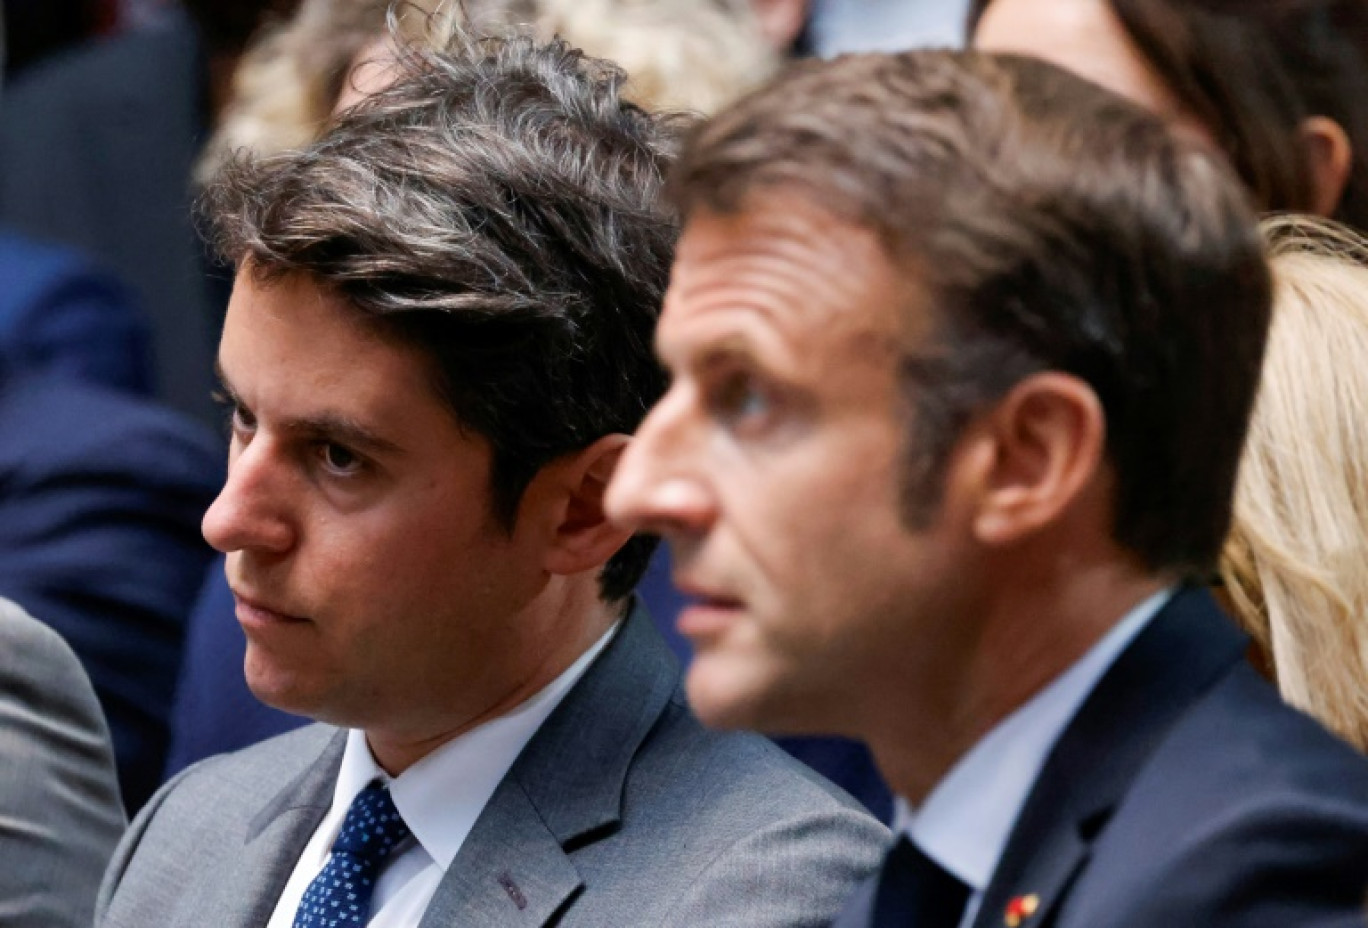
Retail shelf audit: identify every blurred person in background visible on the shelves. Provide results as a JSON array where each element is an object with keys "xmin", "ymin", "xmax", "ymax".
[
  {"xmin": 1222, "ymin": 214, "xmax": 1368, "ymax": 754},
  {"xmin": 0, "ymin": 15, "xmax": 125, "ymax": 928},
  {"xmin": 0, "ymin": 362, "xmax": 221, "ymax": 812},
  {"xmin": 2, "ymin": 0, "xmax": 111, "ymax": 79},
  {"xmin": 971, "ymin": 0, "xmax": 1368, "ymax": 234},
  {"xmin": 0, "ymin": 0, "xmax": 225, "ymax": 813},
  {"xmin": 198, "ymin": 0, "xmax": 778, "ymax": 187},
  {"xmin": 0, "ymin": 596, "xmax": 124, "ymax": 928},
  {"xmin": 0, "ymin": 0, "xmax": 301, "ymax": 427}
]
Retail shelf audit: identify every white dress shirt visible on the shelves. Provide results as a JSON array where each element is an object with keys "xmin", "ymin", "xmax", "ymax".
[
  {"xmin": 266, "ymin": 622, "xmax": 619, "ymax": 928},
  {"xmin": 893, "ymin": 589, "xmax": 1172, "ymax": 928}
]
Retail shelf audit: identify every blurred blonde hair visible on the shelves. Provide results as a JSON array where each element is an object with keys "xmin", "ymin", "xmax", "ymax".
[
  {"xmin": 198, "ymin": 0, "xmax": 776, "ymax": 182},
  {"xmin": 195, "ymin": 0, "xmax": 449, "ymax": 184},
  {"xmin": 1221, "ymin": 214, "xmax": 1368, "ymax": 750},
  {"xmin": 490, "ymin": 0, "xmax": 777, "ymax": 115}
]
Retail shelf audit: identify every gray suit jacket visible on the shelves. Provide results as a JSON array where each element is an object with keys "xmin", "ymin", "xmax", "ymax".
[
  {"xmin": 97, "ymin": 606, "xmax": 887, "ymax": 926},
  {"xmin": 0, "ymin": 597, "xmax": 125, "ymax": 927}
]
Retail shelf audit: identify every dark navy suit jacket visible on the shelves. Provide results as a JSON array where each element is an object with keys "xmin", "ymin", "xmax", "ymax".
[
  {"xmin": 0, "ymin": 230, "xmax": 152, "ymax": 395},
  {"xmin": 0, "ymin": 370, "xmax": 222, "ymax": 811},
  {"xmin": 835, "ymin": 587, "xmax": 1368, "ymax": 927}
]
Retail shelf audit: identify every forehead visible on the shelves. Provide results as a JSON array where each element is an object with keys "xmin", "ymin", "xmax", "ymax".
[
  {"xmin": 219, "ymin": 268, "xmax": 442, "ymax": 420},
  {"xmin": 660, "ymin": 194, "xmax": 922, "ymax": 367}
]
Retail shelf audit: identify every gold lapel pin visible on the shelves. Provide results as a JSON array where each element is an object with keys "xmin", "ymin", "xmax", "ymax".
[{"xmin": 1004, "ymin": 893, "xmax": 1040, "ymax": 927}]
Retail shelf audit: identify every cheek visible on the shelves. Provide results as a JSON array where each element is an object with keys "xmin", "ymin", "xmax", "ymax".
[
  {"xmin": 295, "ymin": 499, "xmax": 469, "ymax": 622},
  {"xmin": 735, "ymin": 433, "xmax": 910, "ymax": 602}
]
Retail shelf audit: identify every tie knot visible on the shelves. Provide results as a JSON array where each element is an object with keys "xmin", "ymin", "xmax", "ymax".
[{"xmin": 332, "ymin": 782, "xmax": 411, "ymax": 863}]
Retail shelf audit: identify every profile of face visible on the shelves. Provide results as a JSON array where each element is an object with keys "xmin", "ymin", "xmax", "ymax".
[
  {"xmin": 606, "ymin": 195, "xmax": 975, "ymax": 736},
  {"xmin": 972, "ymin": 0, "xmax": 1214, "ymax": 143},
  {"xmin": 203, "ymin": 270, "xmax": 568, "ymax": 747}
]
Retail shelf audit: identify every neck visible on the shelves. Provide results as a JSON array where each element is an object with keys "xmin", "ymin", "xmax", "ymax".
[
  {"xmin": 868, "ymin": 553, "xmax": 1169, "ymax": 805},
  {"xmin": 366, "ymin": 577, "xmax": 622, "ymax": 776}
]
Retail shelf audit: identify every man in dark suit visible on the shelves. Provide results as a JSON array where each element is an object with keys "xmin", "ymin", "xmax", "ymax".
[
  {"xmin": 0, "ymin": 363, "xmax": 223, "ymax": 810},
  {"xmin": 97, "ymin": 32, "xmax": 884, "ymax": 928},
  {"xmin": 0, "ymin": 229, "xmax": 222, "ymax": 810},
  {"xmin": 607, "ymin": 48, "xmax": 1368, "ymax": 926},
  {"xmin": 0, "ymin": 229, "xmax": 152, "ymax": 395}
]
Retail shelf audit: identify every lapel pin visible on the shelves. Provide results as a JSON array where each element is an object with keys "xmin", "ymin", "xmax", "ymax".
[{"xmin": 1004, "ymin": 893, "xmax": 1039, "ymax": 927}]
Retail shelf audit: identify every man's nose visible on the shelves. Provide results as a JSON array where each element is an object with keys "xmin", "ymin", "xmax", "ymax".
[
  {"xmin": 607, "ymin": 393, "xmax": 716, "ymax": 538},
  {"xmin": 201, "ymin": 438, "xmax": 296, "ymax": 555}
]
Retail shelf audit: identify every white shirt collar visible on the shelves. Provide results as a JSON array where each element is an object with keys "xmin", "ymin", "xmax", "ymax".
[
  {"xmin": 894, "ymin": 588, "xmax": 1172, "ymax": 893},
  {"xmin": 330, "ymin": 620, "xmax": 620, "ymax": 871}
]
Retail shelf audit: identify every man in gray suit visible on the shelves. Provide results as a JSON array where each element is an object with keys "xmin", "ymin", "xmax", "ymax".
[
  {"xmin": 96, "ymin": 30, "xmax": 884, "ymax": 928},
  {"xmin": 0, "ymin": 596, "xmax": 124, "ymax": 927}
]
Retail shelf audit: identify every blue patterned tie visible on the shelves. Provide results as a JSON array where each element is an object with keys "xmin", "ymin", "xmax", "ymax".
[{"xmin": 293, "ymin": 781, "xmax": 411, "ymax": 927}]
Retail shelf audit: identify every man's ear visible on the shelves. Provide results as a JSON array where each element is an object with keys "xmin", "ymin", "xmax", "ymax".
[
  {"xmin": 967, "ymin": 373, "xmax": 1106, "ymax": 547},
  {"xmin": 537, "ymin": 434, "xmax": 637, "ymax": 578},
  {"xmin": 1301, "ymin": 116, "xmax": 1353, "ymax": 219}
]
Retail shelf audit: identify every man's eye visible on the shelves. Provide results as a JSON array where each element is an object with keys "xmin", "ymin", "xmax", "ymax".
[
  {"xmin": 212, "ymin": 391, "xmax": 256, "ymax": 439},
  {"xmin": 713, "ymin": 372, "xmax": 772, "ymax": 425},
  {"xmin": 319, "ymin": 442, "xmax": 363, "ymax": 475},
  {"xmin": 231, "ymin": 405, "xmax": 257, "ymax": 434}
]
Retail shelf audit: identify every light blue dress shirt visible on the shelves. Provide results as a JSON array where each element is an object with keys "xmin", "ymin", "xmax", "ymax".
[{"xmin": 893, "ymin": 588, "xmax": 1172, "ymax": 928}]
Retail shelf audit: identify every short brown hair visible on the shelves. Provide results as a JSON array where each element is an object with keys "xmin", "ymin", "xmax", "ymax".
[
  {"xmin": 968, "ymin": 0, "xmax": 1368, "ymax": 234},
  {"xmin": 672, "ymin": 49, "xmax": 1270, "ymax": 576}
]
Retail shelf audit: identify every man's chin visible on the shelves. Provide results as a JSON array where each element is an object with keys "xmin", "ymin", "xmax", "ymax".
[
  {"xmin": 685, "ymin": 656, "xmax": 791, "ymax": 732},
  {"xmin": 243, "ymin": 653, "xmax": 325, "ymax": 721},
  {"xmin": 685, "ymin": 652, "xmax": 855, "ymax": 738}
]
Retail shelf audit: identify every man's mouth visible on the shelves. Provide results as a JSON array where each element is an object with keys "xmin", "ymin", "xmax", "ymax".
[
  {"xmin": 674, "ymin": 580, "xmax": 745, "ymax": 640},
  {"xmin": 232, "ymin": 590, "xmax": 309, "ymax": 628}
]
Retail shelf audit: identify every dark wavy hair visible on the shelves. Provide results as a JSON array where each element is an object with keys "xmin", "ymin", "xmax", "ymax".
[{"xmin": 203, "ymin": 31, "xmax": 687, "ymax": 600}]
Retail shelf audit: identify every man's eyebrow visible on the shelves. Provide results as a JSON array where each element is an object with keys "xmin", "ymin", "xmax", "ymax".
[
  {"xmin": 283, "ymin": 414, "xmax": 405, "ymax": 457},
  {"xmin": 213, "ymin": 362, "xmax": 403, "ymax": 457},
  {"xmin": 213, "ymin": 361, "xmax": 237, "ymax": 403},
  {"xmin": 695, "ymin": 337, "xmax": 756, "ymax": 370}
]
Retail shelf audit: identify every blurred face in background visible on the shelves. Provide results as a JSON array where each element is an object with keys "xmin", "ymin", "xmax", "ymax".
[{"xmin": 973, "ymin": 0, "xmax": 1215, "ymax": 144}]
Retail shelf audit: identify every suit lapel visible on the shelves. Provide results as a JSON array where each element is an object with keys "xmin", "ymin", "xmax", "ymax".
[
  {"xmin": 417, "ymin": 779, "xmax": 584, "ymax": 927},
  {"xmin": 186, "ymin": 728, "xmax": 344, "ymax": 928},
  {"xmin": 421, "ymin": 601, "xmax": 680, "ymax": 927},
  {"xmin": 971, "ymin": 588, "xmax": 1248, "ymax": 928}
]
